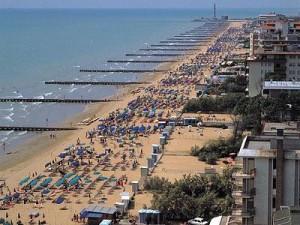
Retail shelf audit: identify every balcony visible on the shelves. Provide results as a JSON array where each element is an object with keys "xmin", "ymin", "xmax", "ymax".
[
  {"xmin": 232, "ymin": 188, "xmax": 256, "ymax": 199},
  {"xmin": 232, "ymin": 168, "xmax": 256, "ymax": 179},
  {"xmin": 232, "ymin": 208, "xmax": 256, "ymax": 218}
]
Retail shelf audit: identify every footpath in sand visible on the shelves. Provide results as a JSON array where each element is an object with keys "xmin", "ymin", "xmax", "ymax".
[{"xmin": 0, "ymin": 21, "xmax": 245, "ymax": 225}]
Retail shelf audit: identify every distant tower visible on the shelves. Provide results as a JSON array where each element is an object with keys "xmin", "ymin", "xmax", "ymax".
[{"xmin": 213, "ymin": 3, "xmax": 216, "ymax": 18}]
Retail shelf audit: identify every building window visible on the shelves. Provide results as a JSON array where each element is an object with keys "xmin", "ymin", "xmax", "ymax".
[
  {"xmin": 273, "ymin": 159, "xmax": 277, "ymax": 169},
  {"xmin": 273, "ymin": 178, "xmax": 276, "ymax": 189},
  {"xmin": 273, "ymin": 197, "xmax": 276, "ymax": 209}
]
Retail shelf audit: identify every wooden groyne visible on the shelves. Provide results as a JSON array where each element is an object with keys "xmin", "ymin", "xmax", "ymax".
[
  {"xmin": 0, "ymin": 98, "xmax": 116, "ymax": 104},
  {"xmin": 139, "ymin": 48, "xmax": 200, "ymax": 51},
  {"xmin": 107, "ymin": 60, "xmax": 178, "ymax": 63},
  {"xmin": 167, "ymin": 38, "xmax": 209, "ymax": 41},
  {"xmin": 150, "ymin": 44, "xmax": 202, "ymax": 47},
  {"xmin": 0, "ymin": 126, "xmax": 78, "ymax": 132},
  {"xmin": 79, "ymin": 69, "xmax": 167, "ymax": 73},
  {"xmin": 125, "ymin": 53, "xmax": 187, "ymax": 57},
  {"xmin": 174, "ymin": 35, "xmax": 212, "ymax": 38},
  {"xmin": 45, "ymin": 81, "xmax": 149, "ymax": 85},
  {"xmin": 160, "ymin": 41, "xmax": 205, "ymax": 44},
  {"xmin": 181, "ymin": 31, "xmax": 213, "ymax": 35}
]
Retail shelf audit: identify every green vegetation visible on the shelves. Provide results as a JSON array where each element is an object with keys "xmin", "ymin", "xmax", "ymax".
[
  {"xmin": 183, "ymin": 93, "xmax": 244, "ymax": 113},
  {"xmin": 220, "ymin": 75, "xmax": 247, "ymax": 93},
  {"xmin": 183, "ymin": 92, "xmax": 300, "ymax": 134},
  {"xmin": 146, "ymin": 168, "xmax": 236, "ymax": 222},
  {"xmin": 191, "ymin": 136, "xmax": 243, "ymax": 164},
  {"xmin": 144, "ymin": 176, "xmax": 172, "ymax": 191}
]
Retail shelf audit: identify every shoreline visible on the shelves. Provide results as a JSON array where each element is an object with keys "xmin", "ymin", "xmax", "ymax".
[
  {"xmin": 0, "ymin": 20, "xmax": 244, "ymax": 225},
  {"xmin": 0, "ymin": 50, "xmax": 202, "ymax": 172},
  {"xmin": 0, "ymin": 17, "xmax": 226, "ymax": 171}
]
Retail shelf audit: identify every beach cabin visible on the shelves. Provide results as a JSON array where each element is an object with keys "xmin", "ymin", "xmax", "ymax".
[
  {"xmin": 152, "ymin": 144, "xmax": 160, "ymax": 154},
  {"xmin": 80, "ymin": 205, "xmax": 117, "ymax": 225},
  {"xmin": 131, "ymin": 181, "xmax": 139, "ymax": 193},
  {"xmin": 120, "ymin": 192, "xmax": 130, "ymax": 210},
  {"xmin": 147, "ymin": 158, "xmax": 154, "ymax": 169},
  {"xmin": 140, "ymin": 166, "xmax": 148, "ymax": 177},
  {"xmin": 160, "ymin": 136, "xmax": 166, "ymax": 145},
  {"xmin": 139, "ymin": 209, "xmax": 161, "ymax": 224}
]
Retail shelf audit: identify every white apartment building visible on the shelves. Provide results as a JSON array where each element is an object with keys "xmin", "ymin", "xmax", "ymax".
[{"xmin": 231, "ymin": 124, "xmax": 300, "ymax": 225}]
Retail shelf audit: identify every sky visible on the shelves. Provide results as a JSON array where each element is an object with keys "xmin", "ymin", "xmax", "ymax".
[{"xmin": 0, "ymin": 0, "xmax": 299, "ymax": 9}]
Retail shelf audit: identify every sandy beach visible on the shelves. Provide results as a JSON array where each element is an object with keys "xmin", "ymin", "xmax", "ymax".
[{"xmin": 0, "ymin": 20, "xmax": 245, "ymax": 225}]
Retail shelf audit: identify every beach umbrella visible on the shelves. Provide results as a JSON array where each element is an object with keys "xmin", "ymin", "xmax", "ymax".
[
  {"xmin": 58, "ymin": 153, "xmax": 66, "ymax": 159},
  {"xmin": 42, "ymin": 189, "xmax": 50, "ymax": 195},
  {"xmin": 55, "ymin": 196, "xmax": 64, "ymax": 204}
]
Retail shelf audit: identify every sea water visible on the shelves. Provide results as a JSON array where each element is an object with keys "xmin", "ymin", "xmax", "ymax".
[{"xmin": 0, "ymin": 8, "xmax": 298, "ymax": 153}]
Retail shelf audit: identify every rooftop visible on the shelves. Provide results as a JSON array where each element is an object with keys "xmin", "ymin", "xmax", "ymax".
[{"xmin": 263, "ymin": 122, "xmax": 300, "ymax": 136}]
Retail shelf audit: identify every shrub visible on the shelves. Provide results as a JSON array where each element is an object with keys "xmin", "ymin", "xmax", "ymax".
[
  {"xmin": 144, "ymin": 176, "xmax": 172, "ymax": 191},
  {"xmin": 191, "ymin": 137, "xmax": 243, "ymax": 164}
]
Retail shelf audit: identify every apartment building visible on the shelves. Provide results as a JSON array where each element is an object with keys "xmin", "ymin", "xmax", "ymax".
[
  {"xmin": 231, "ymin": 123, "xmax": 300, "ymax": 225},
  {"xmin": 247, "ymin": 14, "xmax": 300, "ymax": 97}
]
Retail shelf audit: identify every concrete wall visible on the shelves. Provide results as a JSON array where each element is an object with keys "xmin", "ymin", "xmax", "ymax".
[
  {"xmin": 254, "ymin": 158, "xmax": 272, "ymax": 225},
  {"xmin": 283, "ymin": 159, "xmax": 296, "ymax": 206},
  {"xmin": 286, "ymin": 56, "xmax": 300, "ymax": 81},
  {"xmin": 248, "ymin": 61, "xmax": 263, "ymax": 97},
  {"xmin": 248, "ymin": 60, "xmax": 274, "ymax": 97}
]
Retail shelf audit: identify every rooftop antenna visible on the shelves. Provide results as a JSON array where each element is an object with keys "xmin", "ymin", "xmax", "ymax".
[{"xmin": 214, "ymin": 3, "xmax": 216, "ymax": 18}]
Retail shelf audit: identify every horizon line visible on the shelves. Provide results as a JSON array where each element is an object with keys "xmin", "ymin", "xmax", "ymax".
[{"xmin": 0, "ymin": 7, "xmax": 299, "ymax": 10}]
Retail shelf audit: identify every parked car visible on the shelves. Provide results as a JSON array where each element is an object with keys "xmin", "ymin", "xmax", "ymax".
[{"xmin": 188, "ymin": 217, "xmax": 208, "ymax": 225}]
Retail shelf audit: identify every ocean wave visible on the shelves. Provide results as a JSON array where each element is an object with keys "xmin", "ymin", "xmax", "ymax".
[
  {"xmin": 2, "ymin": 116, "xmax": 14, "ymax": 122},
  {"xmin": 0, "ymin": 107, "xmax": 14, "ymax": 112},
  {"xmin": 17, "ymin": 131, "xmax": 28, "ymax": 136},
  {"xmin": 2, "ymin": 130, "xmax": 14, "ymax": 136},
  {"xmin": 34, "ymin": 95, "xmax": 45, "ymax": 99},
  {"xmin": 12, "ymin": 91, "xmax": 24, "ymax": 98},
  {"xmin": 69, "ymin": 87, "xmax": 78, "ymax": 93},
  {"xmin": 44, "ymin": 92, "xmax": 53, "ymax": 97}
]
